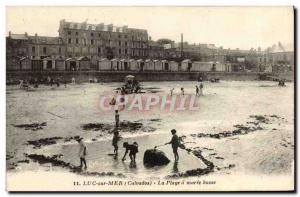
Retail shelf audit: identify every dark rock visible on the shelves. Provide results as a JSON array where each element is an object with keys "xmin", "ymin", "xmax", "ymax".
[
  {"xmin": 143, "ymin": 149, "xmax": 170, "ymax": 166},
  {"xmin": 26, "ymin": 137, "xmax": 63, "ymax": 148},
  {"xmin": 12, "ymin": 122, "xmax": 47, "ymax": 131}
]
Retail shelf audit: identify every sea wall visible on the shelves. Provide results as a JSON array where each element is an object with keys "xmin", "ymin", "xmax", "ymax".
[{"xmin": 6, "ymin": 71, "xmax": 293, "ymax": 83}]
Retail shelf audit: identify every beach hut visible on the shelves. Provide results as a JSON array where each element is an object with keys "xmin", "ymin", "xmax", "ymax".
[
  {"xmin": 214, "ymin": 62, "xmax": 226, "ymax": 72},
  {"xmin": 77, "ymin": 56, "xmax": 90, "ymax": 71},
  {"xmin": 181, "ymin": 59, "xmax": 192, "ymax": 71},
  {"xmin": 98, "ymin": 58, "xmax": 111, "ymax": 71},
  {"xmin": 66, "ymin": 57, "xmax": 78, "ymax": 71},
  {"xmin": 170, "ymin": 61, "xmax": 179, "ymax": 71},
  {"xmin": 31, "ymin": 58, "xmax": 43, "ymax": 71},
  {"xmin": 111, "ymin": 58, "xmax": 121, "ymax": 71},
  {"xmin": 43, "ymin": 57, "xmax": 55, "ymax": 70},
  {"xmin": 129, "ymin": 59, "xmax": 138, "ymax": 71},
  {"xmin": 20, "ymin": 56, "xmax": 31, "ymax": 70},
  {"xmin": 153, "ymin": 60, "xmax": 163, "ymax": 71},
  {"xmin": 161, "ymin": 60, "xmax": 170, "ymax": 71},
  {"xmin": 55, "ymin": 56, "xmax": 66, "ymax": 71},
  {"xmin": 120, "ymin": 59, "xmax": 130, "ymax": 71},
  {"xmin": 145, "ymin": 59, "xmax": 155, "ymax": 71},
  {"xmin": 191, "ymin": 62, "xmax": 213, "ymax": 71},
  {"xmin": 137, "ymin": 59, "xmax": 145, "ymax": 71}
]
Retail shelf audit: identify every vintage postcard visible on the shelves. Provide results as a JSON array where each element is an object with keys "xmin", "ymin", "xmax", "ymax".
[{"xmin": 6, "ymin": 6, "xmax": 295, "ymax": 192}]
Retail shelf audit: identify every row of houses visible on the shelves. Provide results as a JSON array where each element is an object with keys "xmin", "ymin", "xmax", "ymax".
[{"xmin": 11, "ymin": 56, "xmax": 234, "ymax": 72}]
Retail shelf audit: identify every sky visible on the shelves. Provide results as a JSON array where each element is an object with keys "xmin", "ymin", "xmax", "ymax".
[{"xmin": 6, "ymin": 6, "xmax": 294, "ymax": 50}]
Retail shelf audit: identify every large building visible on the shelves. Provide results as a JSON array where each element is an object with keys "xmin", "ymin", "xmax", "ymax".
[
  {"xmin": 58, "ymin": 19, "xmax": 148, "ymax": 60},
  {"xmin": 6, "ymin": 20, "xmax": 294, "ymax": 73}
]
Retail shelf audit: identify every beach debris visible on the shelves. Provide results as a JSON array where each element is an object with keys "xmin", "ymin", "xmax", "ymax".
[
  {"xmin": 166, "ymin": 149, "xmax": 215, "ymax": 178},
  {"xmin": 26, "ymin": 137, "xmax": 63, "ymax": 148},
  {"xmin": 81, "ymin": 120, "xmax": 156, "ymax": 133},
  {"xmin": 192, "ymin": 115, "xmax": 280, "ymax": 140},
  {"xmin": 143, "ymin": 149, "xmax": 170, "ymax": 166},
  {"xmin": 12, "ymin": 122, "xmax": 47, "ymax": 131}
]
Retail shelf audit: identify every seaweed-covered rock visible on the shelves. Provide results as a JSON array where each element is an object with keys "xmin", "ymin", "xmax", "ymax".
[{"xmin": 143, "ymin": 149, "xmax": 170, "ymax": 166}]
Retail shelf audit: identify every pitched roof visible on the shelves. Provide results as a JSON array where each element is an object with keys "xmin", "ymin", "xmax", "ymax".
[
  {"xmin": 10, "ymin": 34, "xmax": 28, "ymax": 40},
  {"xmin": 28, "ymin": 36, "xmax": 63, "ymax": 45}
]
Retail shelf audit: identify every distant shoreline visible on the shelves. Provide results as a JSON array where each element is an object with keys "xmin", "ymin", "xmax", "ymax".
[{"xmin": 6, "ymin": 71, "xmax": 294, "ymax": 83}]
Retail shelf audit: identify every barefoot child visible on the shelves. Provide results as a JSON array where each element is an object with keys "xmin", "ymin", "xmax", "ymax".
[
  {"xmin": 112, "ymin": 131, "xmax": 121, "ymax": 155},
  {"xmin": 165, "ymin": 129, "xmax": 180, "ymax": 162},
  {"xmin": 122, "ymin": 142, "xmax": 138, "ymax": 162},
  {"xmin": 77, "ymin": 137, "xmax": 88, "ymax": 169}
]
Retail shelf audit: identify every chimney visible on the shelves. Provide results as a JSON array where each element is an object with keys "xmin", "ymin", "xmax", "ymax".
[
  {"xmin": 181, "ymin": 33, "xmax": 183, "ymax": 58},
  {"xmin": 9, "ymin": 31, "xmax": 11, "ymax": 37},
  {"xmin": 107, "ymin": 24, "xmax": 113, "ymax": 31},
  {"xmin": 149, "ymin": 36, "xmax": 152, "ymax": 41},
  {"xmin": 25, "ymin": 32, "xmax": 28, "ymax": 36},
  {"xmin": 97, "ymin": 23, "xmax": 104, "ymax": 30},
  {"xmin": 35, "ymin": 33, "xmax": 38, "ymax": 37}
]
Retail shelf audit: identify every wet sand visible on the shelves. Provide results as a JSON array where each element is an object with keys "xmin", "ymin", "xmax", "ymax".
[{"xmin": 6, "ymin": 81, "xmax": 294, "ymax": 181}]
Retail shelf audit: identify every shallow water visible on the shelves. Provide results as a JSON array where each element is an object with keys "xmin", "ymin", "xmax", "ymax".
[{"xmin": 60, "ymin": 133, "xmax": 205, "ymax": 178}]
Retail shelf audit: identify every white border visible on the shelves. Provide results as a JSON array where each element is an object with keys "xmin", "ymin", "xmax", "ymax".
[{"xmin": 1, "ymin": 1, "xmax": 298, "ymax": 196}]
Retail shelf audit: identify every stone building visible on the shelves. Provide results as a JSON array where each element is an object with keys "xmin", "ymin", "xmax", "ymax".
[
  {"xmin": 6, "ymin": 32, "xmax": 65, "ymax": 70},
  {"xmin": 258, "ymin": 43, "xmax": 294, "ymax": 73},
  {"xmin": 58, "ymin": 19, "xmax": 149, "ymax": 62},
  {"xmin": 6, "ymin": 32, "xmax": 30, "ymax": 70}
]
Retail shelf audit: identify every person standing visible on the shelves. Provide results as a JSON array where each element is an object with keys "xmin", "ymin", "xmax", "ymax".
[
  {"xmin": 165, "ymin": 129, "xmax": 180, "ymax": 162},
  {"xmin": 115, "ymin": 110, "xmax": 120, "ymax": 128},
  {"xmin": 170, "ymin": 88, "xmax": 174, "ymax": 96},
  {"xmin": 181, "ymin": 88, "xmax": 184, "ymax": 95},
  {"xmin": 199, "ymin": 82, "xmax": 204, "ymax": 96},
  {"xmin": 112, "ymin": 131, "xmax": 122, "ymax": 155},
  {"xmin": 122, "ymin": 142, "xmax": 138, "ymax": 162},
  {"xmin": 77, "ymin": 137, "xmax": 87, "ymax": 169},
  {"xmin": 196, "ymin": 85, "xmax": 200, "ymax": 96}
]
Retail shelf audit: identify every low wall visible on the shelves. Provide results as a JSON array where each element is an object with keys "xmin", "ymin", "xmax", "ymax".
[{"xmin": 6, "ymin": 71, "xmax": 293, "ymax": 83}]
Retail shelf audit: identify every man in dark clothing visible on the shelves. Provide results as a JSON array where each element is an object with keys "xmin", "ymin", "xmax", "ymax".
[
  {"xmin": 165, "ymin": 129, "xmax": 180, "ymax": 161},
  {"xmin": 115, "ymin": 110, "xmax": 120, "ymax": 128},
  {"xmin": 122, "ymin": 142, "xmax": 138, "ymax": 162},
  {"xmin": 196, "ymin": 86, "xmax": 200, "ymax": 96}
]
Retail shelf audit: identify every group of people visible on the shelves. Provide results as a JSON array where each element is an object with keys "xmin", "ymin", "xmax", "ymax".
[
  {"xmin": 76, "ymin": 129, "xmax": 181, "ymax": 170},
  {"xmin": 19, "ymin": 76, "xmax": 71, "ymax": 90},
  {"xmin": 169, "ymin": 82, "xmax": 204, "ymax": 97},
  {"xmin": 195, "ymin": 82, "xmax": 204, "ymax": 96}
]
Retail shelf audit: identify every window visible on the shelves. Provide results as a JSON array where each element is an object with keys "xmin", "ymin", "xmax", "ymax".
[
  {"xmin": 125, "ymin": 49, "xmax": 127, "ymax": 54},
  {"xmin": 98, "ymin": 47, "xmax": 101, "ymax": 53},
  {"xmin": 91, "ymin": 39, "xmax": 94, "ymax": 45},
  {"xmin": 75, "ymin": 32, "xmax": 78, "ymax": 36},
  {"xmin": 59, "ymin": 47, "xmax": 61, "ymax": 54},
  {"xmin": 118, "ymin": 34, "xmax": 121, "ymax": 38},
  {"xmin": 68, "ymin": 38, "xmax": 71, "ymax": 44},
  {"xmin": 68, "ymin": 31, "xmax": 71, "ymax": 35},
  {"xmin": 125, "ymin": 42, "xmax": 127, "ymax": 47},
  {"xmin": 125, "ymin": 35, "xmax": 127, "ymax": 39},
  {"xmin": 119, "ymin": 49, "xmax": 121, "ymax": 54},
  {"xmin": 32, "ymin": 46, "xmax": 35, "ymax": 53},
  {"xmin": 98, "ymin": 33, "xmax": 101, "ymax": 37},
  {"xmin": 91, "ymin": 33, "xmax": 94, "ymax": 37},
  {"xmin": 76, "ymin": 38, "xmax": 79, "ymax": 44},
  {"xmin": 43, "ymin": 47, "xmax": 47, "ymax": 54},
  {"xmin": 119, "ymin": 41, "xmax": 121, "ymax": 46}
]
